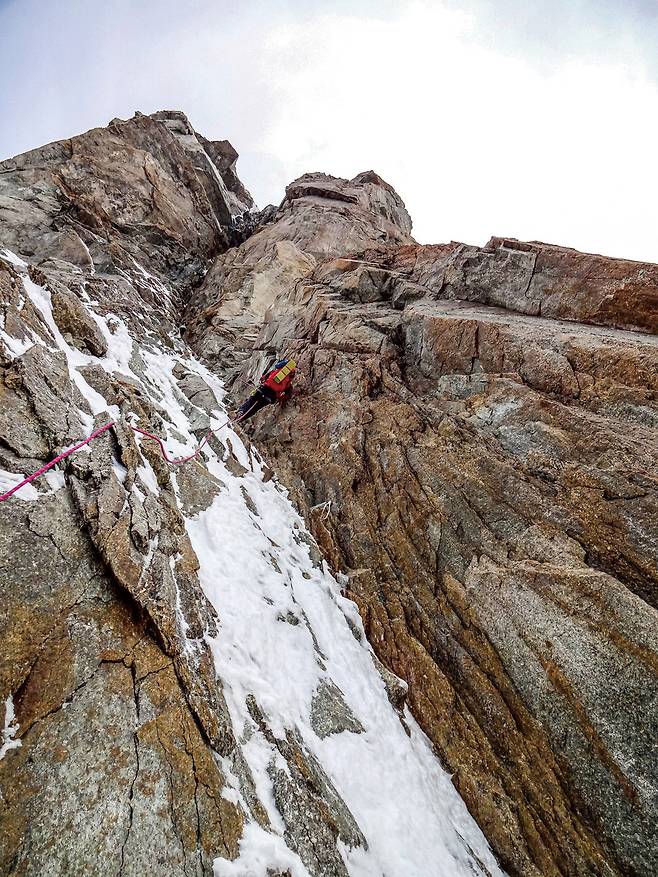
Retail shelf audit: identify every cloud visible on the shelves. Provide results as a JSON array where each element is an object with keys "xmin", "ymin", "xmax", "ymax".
[
  {"xmin": 1, "ymin": 0, "xmax": 657, "ymax": 262},
  {"xmin": 256, "ymin": 2, "xmax": 658, "ymax": 261},
  {"xmin": 442, "ymin": 0, "xmax": 658, "ymax": 77}
]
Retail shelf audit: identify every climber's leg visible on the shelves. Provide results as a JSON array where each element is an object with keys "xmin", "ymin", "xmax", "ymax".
[{"xmin": 237, "ymin": 389, "xmax": 273, "ymax": 422}]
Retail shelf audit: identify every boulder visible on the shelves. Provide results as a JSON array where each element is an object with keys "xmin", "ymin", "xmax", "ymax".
[{"xmin": 50, "ymin": 283, "xmax": 108, "ymax": 356}]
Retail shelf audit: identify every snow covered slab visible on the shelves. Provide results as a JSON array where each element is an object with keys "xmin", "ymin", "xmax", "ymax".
[{"xmin": 181, "ymin": 412, "xmax": 504, "ymax": 876}]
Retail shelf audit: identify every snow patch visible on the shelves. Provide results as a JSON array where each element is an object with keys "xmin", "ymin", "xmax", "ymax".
[
  {"xmin": 0, "ymin": 325, "xmax": 36, "ymax": 359},
  {"xmin": 23, "ymin": 276, "xmax": 119, "ymax": 419},
  {"xmin": 0, "ymin": 696, "xmax": 21, "ymax": 760},
  {"xmin": 44, "ymin": 470, "xmax": 66, "ymax": 492},
  {"xmin": 0, "ymin": 466, "xmax": 66, "ymax": 502},
  {"xmin": 214, "ymin": 822, "xmax": 308, "ymax": 877},
  {"xmin": 0, "ymin": 469, "xmax": 40, "ymax": 501},
  {"xmin": 1, "ymin": 249, "xmax": 27, "ymax": 268},
  {"xmin": 112, "ymin": 459, "xmax": 128, "ymax": 485},
  {"xmin": 135, "ymin": 460, "xmax": 160, "ymax": 495}
]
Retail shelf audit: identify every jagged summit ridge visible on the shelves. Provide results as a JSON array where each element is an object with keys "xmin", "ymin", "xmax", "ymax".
[
  {"xmin": 0, "ymin": 109, "xmax": 254, "ymax": 290},
  {"xmin": 284, "ymin": 169, "xmax": 413, "ymax": 237}
]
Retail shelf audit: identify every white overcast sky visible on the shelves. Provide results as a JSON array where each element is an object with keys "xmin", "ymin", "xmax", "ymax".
[{"xmin": 1, "ymin": 0, "xmax": 657, "ymax": 262}]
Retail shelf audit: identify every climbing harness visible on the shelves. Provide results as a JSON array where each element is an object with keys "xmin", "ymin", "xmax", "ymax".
[{"xmin": 0, "ymin": 401, "xmax": 258, "ymax": 503}]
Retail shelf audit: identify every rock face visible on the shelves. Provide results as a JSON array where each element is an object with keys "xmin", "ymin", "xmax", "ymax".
[
  {"xmin": 0, "ymin": 109, "xmax": 253, "ymax": 289},
  {"xmin": 2, "ymin": 108, "xmax": 657, "ymax": 877},
  {"xmin": 184, "ymin": 170, "xmax": 413, "ymax": 375},
  {"xmin": 1, "ymin": 489, "xmax": 243, "ymax": 875},
  {"xmin": 394, "ymin": 236, "xmax": 658, "ymax": 333},
  {"xmin": 186, "ymin": 180, "xmax": 658, "ymax": 876},
  {"xmin": 0, "ymin": 113, "xmax": 505, "ymax": 877},
  {"xmin": 0, "ymin": 138, "xmax": 248, "ymax": 871}
]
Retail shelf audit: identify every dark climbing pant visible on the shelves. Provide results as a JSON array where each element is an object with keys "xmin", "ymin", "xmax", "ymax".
[{"xmin": 238, "ymin": 387, "xmax": 276, "ymax": 422}]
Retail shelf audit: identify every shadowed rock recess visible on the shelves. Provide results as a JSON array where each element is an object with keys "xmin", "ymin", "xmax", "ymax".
[{"xmin": 0, "ymin": 111, "xmax": 656, "ymax": 877}]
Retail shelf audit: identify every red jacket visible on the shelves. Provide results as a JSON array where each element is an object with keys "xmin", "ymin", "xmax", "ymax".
[{"xmin": 261, "ymin": 364, "xmax": 295, "ymax": 398}]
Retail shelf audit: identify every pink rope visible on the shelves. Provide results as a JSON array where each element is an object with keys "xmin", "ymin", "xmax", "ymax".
[
  {"xmin": 127, "ymin": 398, "xmax": 260, "ymax": 463},
  {"xmin": 0, "ymin": 420, "xmax": 116, "ymax": 502},
  {"xmin": 0, "ymin": 401, "xmax": 258, "ymax": 503},
  {"xmin": 129, "ymin": 424, "xmax": 215, "ymax": 465}
]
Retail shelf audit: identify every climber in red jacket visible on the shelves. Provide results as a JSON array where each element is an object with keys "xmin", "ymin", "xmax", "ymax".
[{"xmin": 237, "ymin": 358, "xmax": 297, "ymax": 423}]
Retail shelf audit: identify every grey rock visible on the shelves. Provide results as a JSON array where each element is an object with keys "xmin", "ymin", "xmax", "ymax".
[
  {"xmin": 0, "ymin": 344, "xmax": 85, "ymax": 466},
  {"xmin": 310, "ymin": 680, "xmax": 365, "ymax": 739},
  {"xmin": 246, "ymin": 695, "xmax": 365, "ymax": 877},
  {"xmin": 174, "ymin": 461, "xmax": 222, "ymax": 517},
  {"xmin": 175, "ymin": 371, "xmax": 220, "ymax": 433},
  {"xmin": 49, "ymin": 282, "xmax": 108, "ymax": 356},
  {"xmin": 276, "ymin": 610, "xmax": 301, "ymax": 626}
]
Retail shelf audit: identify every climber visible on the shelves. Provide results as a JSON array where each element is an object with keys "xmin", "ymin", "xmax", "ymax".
[{"xmin": 237, "ymin": 357, "xmax": 297, "ymax": 423}]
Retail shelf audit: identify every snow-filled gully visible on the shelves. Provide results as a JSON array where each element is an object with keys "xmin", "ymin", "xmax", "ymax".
[{"xmin": 1, "ymin": 252, "xmax": 504, "ymax": 877}]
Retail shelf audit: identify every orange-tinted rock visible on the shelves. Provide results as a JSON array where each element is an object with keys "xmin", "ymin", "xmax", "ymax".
[
  {"xmin": 391, "ymin": 237, "xmax": 658, "ymax": 333},
  {"xmin": 0, "ymin": 491, "xmax": 243, "ymax": 876},
  {"xmin": 190, "ymin": 228, "xmax": 658, "ymax": 876}
]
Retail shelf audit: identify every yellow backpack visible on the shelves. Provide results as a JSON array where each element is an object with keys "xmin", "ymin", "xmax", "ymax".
[{"xmin": 272, "ymin": 359, "xmax": 296, "ymax": 384}]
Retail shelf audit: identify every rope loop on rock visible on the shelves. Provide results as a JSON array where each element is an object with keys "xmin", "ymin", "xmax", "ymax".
[{"xmin": 0, "ymin": 402, "xmax": 257, "ymax": 503}]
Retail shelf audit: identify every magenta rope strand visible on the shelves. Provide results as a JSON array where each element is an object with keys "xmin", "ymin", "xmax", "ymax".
[
  {"xmin": 0, "ymin": 420, "xmax": 116, "ymax": 502},
  {"xmin": 0, "ymin": 401, "xmax": 257, "ymax": 503}
]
